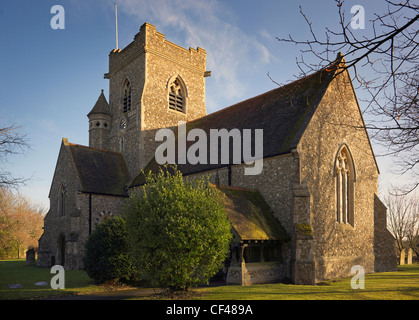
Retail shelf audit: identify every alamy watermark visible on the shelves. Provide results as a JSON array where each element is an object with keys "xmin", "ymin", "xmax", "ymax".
[
  {"xmin": 50, "ymin": 5, "xmax": 65, "ymax": 30},
  {"xmin": 350, "ymin": 265, "xmax": 365, "ymax": 289},
  {"xmin": 49, "ymin": 4, "xmax": 364, "ymax": 31},
  {"xmin": 351, "ymin": 5, "xmax": 365, "ymax": 30},
  {"xmin": 50, "ymin": 265, "xmax": 65, "ymax": 289},
  {"xmin": 155, "ymin": 121, "xmax": 264, "ymax": 175}
]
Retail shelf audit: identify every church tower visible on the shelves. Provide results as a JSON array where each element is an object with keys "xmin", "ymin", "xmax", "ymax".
[
  {"xmin": 103, "ymin": 22, "xmax": 208, "ymax": 178},
  {"xmin": 87, "ymin": 89, "xmax": 111, "ymax": 149}
]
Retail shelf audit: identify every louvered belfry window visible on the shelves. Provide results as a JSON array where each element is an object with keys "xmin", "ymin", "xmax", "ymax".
[
  {"xmin": 169, "ymin": 79, "xmax": 185, "ymax": 113},
  {"xmin": 123, "ymin": 81, "xmax": 132, "ymax": 113}
]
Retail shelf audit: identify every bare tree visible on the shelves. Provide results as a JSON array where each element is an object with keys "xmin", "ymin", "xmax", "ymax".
[
  {"xmin": 0, "ymin": 123, "xmax": 29, "ymax": 188},
  {"xmin": 276, "ymin": 0, "xmax": 419, "ymax": 192},
  {"xmin": 385, "ymin": 192, "xmax": 418, "ymax": 253},
  {"xmin": 405, "ymin": 196, "xmax": 419, "ymax": 256}
]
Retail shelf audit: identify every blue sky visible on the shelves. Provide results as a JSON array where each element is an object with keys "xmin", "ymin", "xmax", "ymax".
[{"xmin": 0, "ymin": 0, "xmax": 410, "ymax": 209}]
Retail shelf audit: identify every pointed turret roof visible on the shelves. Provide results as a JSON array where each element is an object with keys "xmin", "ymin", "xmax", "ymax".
[{"xmin": 87, "ymin": 90, "xmax": 110, "ymax": 117}]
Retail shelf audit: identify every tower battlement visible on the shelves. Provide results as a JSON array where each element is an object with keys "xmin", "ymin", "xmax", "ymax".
[
  {"xmin": 105, "ymin": 22, "xmax": 206, "ymax": 79},
  {"xmin": 96, "ymin": 22, "xmax": 208, "ymax": 177}
]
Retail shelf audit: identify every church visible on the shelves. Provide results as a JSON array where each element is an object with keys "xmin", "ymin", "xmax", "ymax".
[{"xmin": 37, "ymin": 22, "xmax": 397, "ymax": 285}]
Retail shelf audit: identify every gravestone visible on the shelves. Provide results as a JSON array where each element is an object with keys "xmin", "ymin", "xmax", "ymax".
[
  {"xmin": 26, "ymin": 248, "xmax": 35, "ymax": 265},
  {"xmin": 399, "ymin": 249, "xmax": 405, "ymax": 265}
]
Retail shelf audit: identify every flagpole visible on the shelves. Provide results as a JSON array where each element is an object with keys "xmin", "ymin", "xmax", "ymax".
[{"xmin": 115, "ymin": 3, "xmax": 119, "ymax": 50}]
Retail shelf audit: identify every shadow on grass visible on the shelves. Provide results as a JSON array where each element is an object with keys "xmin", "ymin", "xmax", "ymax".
[{"xmin": 1, "ymin": 260, "xmax": 418, "ymax": 300}]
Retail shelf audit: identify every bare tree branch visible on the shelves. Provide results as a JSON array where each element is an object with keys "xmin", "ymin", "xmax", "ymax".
[
  {"xmin": 275, "ymin": 0, "xmax": 419, "ymax": 192},
  {"xmin": 0, "ymin": 123, "xmax": 30, "ymax": 189}
]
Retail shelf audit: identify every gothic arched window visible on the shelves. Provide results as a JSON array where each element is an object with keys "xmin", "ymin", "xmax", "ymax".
[
  {"xmin": 123, "ymin": 80, "xmax": 132, "ymax": 113},
  {"xmin": 168, "ymin": 76, "xmax": 186, "ymax": 113},
  {"xmin": 335, "ymin": 146, "xmax": 355, "ymax": 225}
]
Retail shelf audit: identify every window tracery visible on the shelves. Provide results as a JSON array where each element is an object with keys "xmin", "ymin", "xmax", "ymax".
[
  {"xmin": 335, "ymin": 146, "xmax": 354, "ymax": 225},
  {"xmin": 168, "ymin": 77, "xmax": 186, "ymax": 113}
]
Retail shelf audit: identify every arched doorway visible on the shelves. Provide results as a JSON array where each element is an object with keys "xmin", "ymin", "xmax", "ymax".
[{"xmin": 57, "ymin": 234, "xmax": 66, "ymax": 267}]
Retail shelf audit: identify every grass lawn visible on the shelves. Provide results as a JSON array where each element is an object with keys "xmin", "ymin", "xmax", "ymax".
[
  {"xmin": 0, "ymin": 259, "xmax": 114, "ymax": 300},
  {"xmin": 194, "ymin": 264, "xmax": 419, "ymax": 300},
  {"xmin": 0, "ymin": 260, "xmax": 418, "ymax": 300}
]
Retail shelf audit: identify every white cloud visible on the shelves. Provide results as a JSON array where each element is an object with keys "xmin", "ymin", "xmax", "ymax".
[{"xmin": 117, "ymin": 0, "xmax": 273, "ymax": 111}]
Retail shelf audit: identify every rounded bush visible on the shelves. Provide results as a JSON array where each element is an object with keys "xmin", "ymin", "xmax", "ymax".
[
  {"xmin": 124, "ymin": 167, "xmax": 232, "ymax": 292},
  {"xmin": 83, "ymin": 216, "xmax": 137, "ymax": 284}
]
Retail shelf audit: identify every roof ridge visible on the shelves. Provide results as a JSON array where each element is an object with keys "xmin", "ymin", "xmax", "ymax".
[
  {"xmin": 131, "ymin": 54, "xmax": 346, "ymax": 182},
  {"xmin": 66, "ymin": 141, "xmax": 124, "ymax": 157},
  {"xmin": 187, "ymin": 63, "xmax": 339, "ymax": 126}
]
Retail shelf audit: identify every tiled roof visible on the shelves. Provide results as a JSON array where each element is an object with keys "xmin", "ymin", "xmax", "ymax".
[
  {"xmin": 219, "ymin": 186, "xmax": 289, "ymax": 241},
  {"xmin": 131, "ymin": 59, "xmax": 340, "ymax": 187},
  {"xmin": 68, "ymin": 144, "xmax": 129, "ymax": 196}
]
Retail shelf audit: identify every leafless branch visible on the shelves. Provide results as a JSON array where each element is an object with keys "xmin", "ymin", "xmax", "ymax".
[
  {"xmin": 0, "ymin": 123, "xmax": 30, "ymax": 189},
  {"xmin": 275, "ymin": 0, "xmax": 419, "ymax": 192}
]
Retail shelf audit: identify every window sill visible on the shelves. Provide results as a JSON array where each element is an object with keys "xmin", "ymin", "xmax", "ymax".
[
  {"xmin": 167, "ymin": 107, "xmax": 187, "ymax": 116},
  {"xmin": 335, "ymin": 222, "xmax": 354, "ymax": 231}
]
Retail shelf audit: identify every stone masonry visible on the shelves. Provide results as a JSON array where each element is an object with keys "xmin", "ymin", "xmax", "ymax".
[{"xmin": 38, "ymin": 23, "xmax": 397, "ymax": 284}]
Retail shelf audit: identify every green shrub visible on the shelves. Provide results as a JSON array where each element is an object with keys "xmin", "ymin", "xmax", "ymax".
[
  {"xmin": 124, "ymin": 167, "xmax": 232, "ymax": 292},
  {"xmin": 83, "ymin": 216, "xmax": 137, "ymax": 284}
]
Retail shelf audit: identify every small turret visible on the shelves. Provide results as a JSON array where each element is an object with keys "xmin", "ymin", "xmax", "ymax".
[{"xmin": 87, "ymin": 90, "xmax": 111, "ymax": 149}]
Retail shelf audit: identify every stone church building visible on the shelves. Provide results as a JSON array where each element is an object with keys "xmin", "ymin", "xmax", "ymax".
[{"xmin": 38, "ymin": 22, "xmax": 397, "ymax": 285}]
